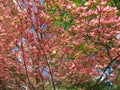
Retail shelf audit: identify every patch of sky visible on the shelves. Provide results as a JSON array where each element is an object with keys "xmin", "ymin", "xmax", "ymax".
[
  {"xmin": 39, "ymin": 0, "xmax": 44, "ymax": 4},
  {"xmin": 21, "ymin": 37, "xmax": 25, "ymax": 43},
  {"xmin": 21, "ymin": 0, "xmax": 28, "ymax": 6},
  {"xmin": 30, "ymin": 27, "xmax": 36, "ymax": 33},
  {"xmin": 41, "ymin": 24, "xmax": 47, "ymax": 30},
  {"xmin": 97, "ymin": 66, "xmax": 113, "ymax": 76},
  {"xmin": 42, "ymin": 60, "xmax": 51, "ymax": 77},
  {"xmin": 40, "ymin": 24, "xmax": 47, "ymax": 38},
  {"xmin": 42, "ymin": 66, "xmax": 50, "ymax": 76},
  {"xmin": 12, "ymin": 47, "xmax": 19, "ymax": 52},
  {"xmin": 105, "ymin": 66, "xmax": 113, "ymax": 76},
  {"xmin": 31, "ymin": 0, "xmax": 38, "ymax": 11},
  {"xmin": 30, "ymin": 24, "xmax": 47, "ymax": 38},
  {"xmin": 41, "ymin": 33, "xmax": 45, "ymax": 38}
]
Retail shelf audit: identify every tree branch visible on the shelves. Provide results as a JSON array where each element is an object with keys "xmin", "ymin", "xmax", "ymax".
[{"xmin": 93, "ymin": 49, "xmax": 120, "ymax": 89}]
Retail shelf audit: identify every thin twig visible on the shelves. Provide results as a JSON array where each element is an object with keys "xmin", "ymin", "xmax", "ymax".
[{"xmin": 35, "ymin": 29, "xmax": 56, "ymax": 90}]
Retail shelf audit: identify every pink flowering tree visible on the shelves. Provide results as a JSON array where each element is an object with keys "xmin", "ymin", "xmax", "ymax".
[{"xmin": 0, "ymin": 0, "xmax": 120, "ymax": 90}]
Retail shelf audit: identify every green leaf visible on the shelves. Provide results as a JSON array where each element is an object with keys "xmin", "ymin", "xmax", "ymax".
[
  {"xmin": 78, "ymin": 43, "xmax": 86, "ymax": 52},
  {"xmin": 72, "ymin": 0, "xmax": 87, "ymax": 6}
]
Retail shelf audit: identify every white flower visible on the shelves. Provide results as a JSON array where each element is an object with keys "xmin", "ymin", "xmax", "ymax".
[{"xmin": 116, "ymin": 34, "xmax": 120, "ymax": 39}]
